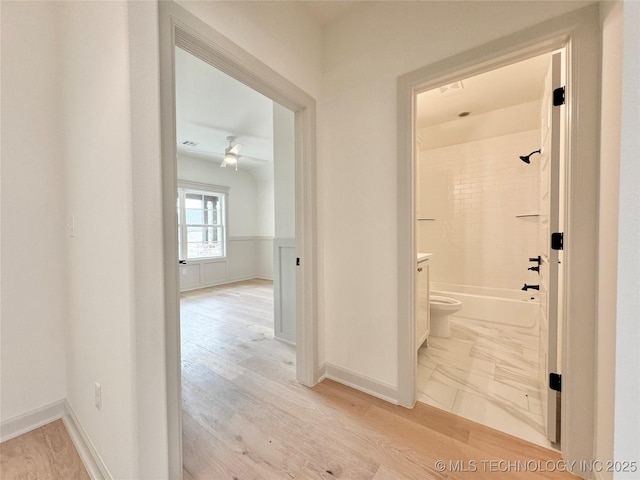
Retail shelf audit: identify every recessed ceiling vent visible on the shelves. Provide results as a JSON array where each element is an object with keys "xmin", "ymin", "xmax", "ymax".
[
  {"xmin": 437, "ymin": 81, "xmax": 464, "ymax": 96},
  {"xmin": 181, "ymin": 140, "xmax": 199, "ymax": 147}
]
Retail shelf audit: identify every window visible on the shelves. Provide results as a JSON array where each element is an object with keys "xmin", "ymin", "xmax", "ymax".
[{"xmin": 177, "ymin": 185, "xmax": 226, "ymax": 260}]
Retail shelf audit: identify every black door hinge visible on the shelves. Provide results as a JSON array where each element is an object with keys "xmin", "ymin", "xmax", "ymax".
[
  {"xmin": 296, "ymin": 257, "xmax": 300, "ymax": 266},
  {"xmin": 551, "ymin": 232, "xmax": 564, "ymax": 250},
  {"xmin": 553, "ymin": 86, "xmax": 566, "ymax": 106},
  {"xmin": 550, "ymin": 373, "xmax": 562, "ymax": 392}
]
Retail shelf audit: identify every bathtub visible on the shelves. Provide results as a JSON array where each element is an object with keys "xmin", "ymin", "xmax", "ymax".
[{"xmin": 430, "ymin": 282, "xmax": 539, "ymax": 329}]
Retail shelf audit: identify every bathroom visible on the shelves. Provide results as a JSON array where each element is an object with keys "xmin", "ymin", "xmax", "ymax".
[{"xmin": 415, "ymin": 52, "xmax": 562, "ymax": 449}]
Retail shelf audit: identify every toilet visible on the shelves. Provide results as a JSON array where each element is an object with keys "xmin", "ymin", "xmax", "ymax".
[{"xmin": 429, "ymin": 295, "xmax": 463, "ymax": 337}]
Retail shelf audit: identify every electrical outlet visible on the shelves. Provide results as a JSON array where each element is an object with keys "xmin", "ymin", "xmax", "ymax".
[{"xmin": 94, "ymin": 382, "xmax": 102, "ymax": 411}]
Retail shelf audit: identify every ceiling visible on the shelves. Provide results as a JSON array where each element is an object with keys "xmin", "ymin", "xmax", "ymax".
[
  {"xmin": 174, "ymin": 2, "xmax": 368, "ymax": 169},
  {"xmin": 175, "ymin": 47, "xmax": 274, "ymax": 171},
  {"xmin": 417, "ymin": 53, "xmax": 552, "ymax": 128},
  {"xmin": 301, "ymin": 1, "xmax": 362, "ymax": 26},
  {"xmin": 175, "ymin": 42, "xmax": 551, "ymax": 169}
]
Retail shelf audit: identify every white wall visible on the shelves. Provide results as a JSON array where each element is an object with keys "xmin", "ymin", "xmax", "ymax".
[
  {"xmin": 0, "ymin": 1, "xmax": 67, "ymax": 423},
  {"xmin": 58, "ymin": 2, "xmax": 138, "ymax": 477},
  {"xmin": 613, "ymin": 0, "xmax": 640, "ymax": 474},
  {"xmin": 273, "ymin": 103, "xmax": 296, "ymax": 239},
  {"xmin": 320, "ymin": 0, "xmax": 593, "ymax": 388},
  {"xmin": 595, "ymin": 2, "xmax": 640, "ymax": 474},
  {"xmin": 1, "ymin": 2, "xmax": 167, "ymax": 476},
  {"xmin": 419, "ymin": 101, "xmax": 540, "ymax": 150},
  {"xmin": 418, "ymin": 128, "xmax": 540, "ymax": 292},
  {"xmin": 178, "ymin": 154, "xmax": 258, "ymax": 236},
  {"xmin": 176, "ymin": 0, "xmax": 321, "ymax": 100},
  {"xmin": 254, "ymin": 165, "xmax": 275, "ymax": 279},
  {"xmin": 253, "ymin": 164, "xmax": 275, "ymax": 238}
]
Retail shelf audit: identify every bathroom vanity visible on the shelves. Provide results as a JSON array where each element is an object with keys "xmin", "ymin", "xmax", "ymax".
[{"xmin": 416, "ymin": 253, "xmax": 431, "ymax": 349}]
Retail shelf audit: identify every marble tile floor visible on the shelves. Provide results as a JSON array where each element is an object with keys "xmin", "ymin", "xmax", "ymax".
[{"xmin": 417, "ymin": 314, "xmax": 555, "ymax": 449}]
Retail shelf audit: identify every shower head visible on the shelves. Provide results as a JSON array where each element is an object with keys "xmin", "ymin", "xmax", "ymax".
[{"xmin": 519, "ymin": 149, "xmax": 541, "ymax": 164}]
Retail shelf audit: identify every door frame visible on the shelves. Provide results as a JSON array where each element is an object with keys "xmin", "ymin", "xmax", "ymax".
[
  {"xmin": 159, "ymin": 3, "xmax": 319, "ymax": 478},
  {"xmin": 397, "ymin": 4, "xmax": 600, "ymax": 465}
]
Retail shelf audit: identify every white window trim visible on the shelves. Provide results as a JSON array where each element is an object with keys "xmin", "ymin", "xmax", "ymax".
[{"xmin": 177, "ymin": 180, "xmax": 230, "ymax": 261}]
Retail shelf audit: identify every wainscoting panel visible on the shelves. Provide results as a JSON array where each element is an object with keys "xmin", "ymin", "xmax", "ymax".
[
  {"xmin": 228, "ymin": 237, "xmax": 257, "ymax": 281},
  {"xmin": 179, "ymin": 264, "xmax": 201, "ymax": 291},
  {"xmin": 179, "ymin": 236, "xmax": 274, "ymax": 292},
  {"xmin": 202, "ymin": 261, "xmax": 227, "ymax": 285},
  {"xmin": 274, "ymin": 238, "xmax": 296, "ymax": 344},
  {"xmin": 257, "ymin": 237, "xmax": 274, "ymax": 280}
]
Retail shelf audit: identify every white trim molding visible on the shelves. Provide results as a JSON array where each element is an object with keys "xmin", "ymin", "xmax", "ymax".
[
  {"xmin": 320, "ymin": 363, "xmax": 399, "ymax": 405},
  {"xmin": 177, "ymin": 180, "xmax": 229, "ymax": 194},
  {"xmin": 63, "ymin": 401, "xmax": 110, "ymax": 480},
  {"xmin": 0, "ymin": 399, "xmax": 66, "ymax": 443}
]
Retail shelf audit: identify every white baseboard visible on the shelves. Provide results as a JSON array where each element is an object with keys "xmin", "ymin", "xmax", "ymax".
[
  {"xmin": 321, "ymin": 363, "xmax": 399, "ymax": 404},
  {"xmin": 274, "ymin": 335, "xmax": 296, "ymax": 346},
  {"xmin": 180, "ymin": 275, "xmax": 272, "ymax": 293},
  {"xmin": 0, "ymin": 399, "xmax": 66, "ymax": 443},
  {"xmin": 227, "ymin": 274, "xmax": 262, "ymax": 283},
  {"xmin": 317, "ymin": 363, "xmax": 327, "ymax": 382},
  {"xmin": 62, "ymin": 401, "xmax": 110, "ymax": 480}
]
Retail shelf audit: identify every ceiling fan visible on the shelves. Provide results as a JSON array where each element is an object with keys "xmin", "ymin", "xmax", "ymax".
[
  {"xmin": 220, "ymin": 136, "xmax": 241, "ymax": 170},
  {"xmin": 179, "ymin": 134, "xmax": 270, "ymax": 169}
]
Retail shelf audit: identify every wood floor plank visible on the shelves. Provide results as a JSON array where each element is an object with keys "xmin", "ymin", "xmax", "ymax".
[
  {"xmin": 0, "ymin": 419, "xmax": 89, "ymax": 480},
  {"xmin": 181, "ymin": 279, "xmax": 580, "ymax": 479}
]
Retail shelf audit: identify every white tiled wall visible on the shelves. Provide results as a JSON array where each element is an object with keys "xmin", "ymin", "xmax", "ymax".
[{"xmin": 418, "ymin": 129, "xmax": 541, "ymax": 292}]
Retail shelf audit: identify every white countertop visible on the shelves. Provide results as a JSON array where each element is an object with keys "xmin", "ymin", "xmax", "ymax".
[{"xmin": 417, "ymin": 252, "xmax": 432, "ymax": 263}]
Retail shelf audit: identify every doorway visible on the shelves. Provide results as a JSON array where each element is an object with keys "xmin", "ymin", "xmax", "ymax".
[
  {"xmin": 397, "ymin": 7, "xmax": 601, "ymax": 466},
  {"xmin": 174, "ymin": 46, "xmax": 297, "ymax": 341},
  {"xmin": 173, "ymin": 47, "xmax": 301, "ymax": 475},
  {"xmin": 413, "ymin": 52, "xmax": 565, "ymax": 448},
  {"xmin": 159, "ymin": 3, "xmax": 318, "ymax": 478}
]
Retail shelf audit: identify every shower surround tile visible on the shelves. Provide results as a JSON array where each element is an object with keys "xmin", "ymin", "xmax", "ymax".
[
  {"xmin": 417, "ymin": 129, "xmax": 541, "ymax": 290},
  {"xmin": 417, "ymin": 315, "xmax": 554, "ymax": 450}
]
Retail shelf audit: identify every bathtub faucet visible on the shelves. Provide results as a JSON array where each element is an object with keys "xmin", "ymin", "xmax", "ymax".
[{"xmin": 522, "ymin": 284, "xmax": 540, "ymax": 291}]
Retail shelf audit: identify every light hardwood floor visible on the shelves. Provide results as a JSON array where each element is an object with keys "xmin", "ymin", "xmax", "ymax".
[
  {"xmin": 0, "ymin": 419, "xmax": 89, "ymax": 480},
  {"xmin": 181, "ymin": 279, "xmax": 580, "ymax": 480}
]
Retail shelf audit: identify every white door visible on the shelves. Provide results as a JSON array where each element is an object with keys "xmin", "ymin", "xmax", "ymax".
[{"xmin": 538, "ymin": 52, "xmax": 564, "ymax": 443}]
